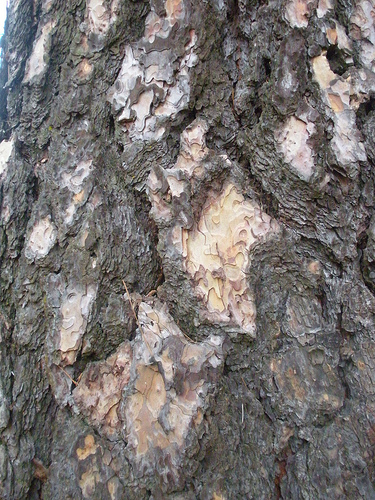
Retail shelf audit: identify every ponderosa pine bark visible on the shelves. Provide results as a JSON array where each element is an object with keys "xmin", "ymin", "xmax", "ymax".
[{"xmin": 1, "ymin": 0, "xmax": 375, "ymax": 498}]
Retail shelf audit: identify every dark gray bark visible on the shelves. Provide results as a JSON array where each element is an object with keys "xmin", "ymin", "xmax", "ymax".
[{"xmin": 1, "ymin": 0, "xmax": 375, "ymax": 498}]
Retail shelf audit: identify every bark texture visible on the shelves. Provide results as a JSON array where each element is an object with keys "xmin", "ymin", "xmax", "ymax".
[{"xmin": 1, "ymin": 0, "xmax": 375, "ymax": 498}]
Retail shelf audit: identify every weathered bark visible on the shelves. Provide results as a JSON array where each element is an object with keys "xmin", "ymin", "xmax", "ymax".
[{"xmin": 1, "ymin": 0, "xmax": 375, "ymax": 498}]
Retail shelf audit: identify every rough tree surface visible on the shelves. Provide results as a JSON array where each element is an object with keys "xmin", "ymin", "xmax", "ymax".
[{"xmin": 1, "ymin": 0, "xmax": 375, "ymax": 498}]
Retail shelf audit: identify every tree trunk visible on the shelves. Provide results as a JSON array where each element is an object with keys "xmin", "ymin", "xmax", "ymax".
[{"xmin": 1, "ymin": 0, "xmax": 375, "ymax": 498}]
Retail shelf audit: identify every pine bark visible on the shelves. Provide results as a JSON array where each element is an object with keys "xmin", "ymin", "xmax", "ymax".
[{"xmin": 1, "ymin": 0, "xmax": 375, "ymax": 498}]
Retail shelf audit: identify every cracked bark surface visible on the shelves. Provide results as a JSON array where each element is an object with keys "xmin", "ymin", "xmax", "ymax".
[{"xmin": 1, "ymin": 0, "xmax": 375, "ymax": 498}]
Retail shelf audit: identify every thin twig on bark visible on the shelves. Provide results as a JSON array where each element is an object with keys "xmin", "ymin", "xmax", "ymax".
[
  {"xmin": 56, "ymin": 364, "xmax": 78, "ymax": 386},
  {"xmin": 181, "ymin": 329, "xmax": 197, "ymax": 343},
  {"xmin": 122, "ymin": 279, "xmax": 153, "ymax": 357}
]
